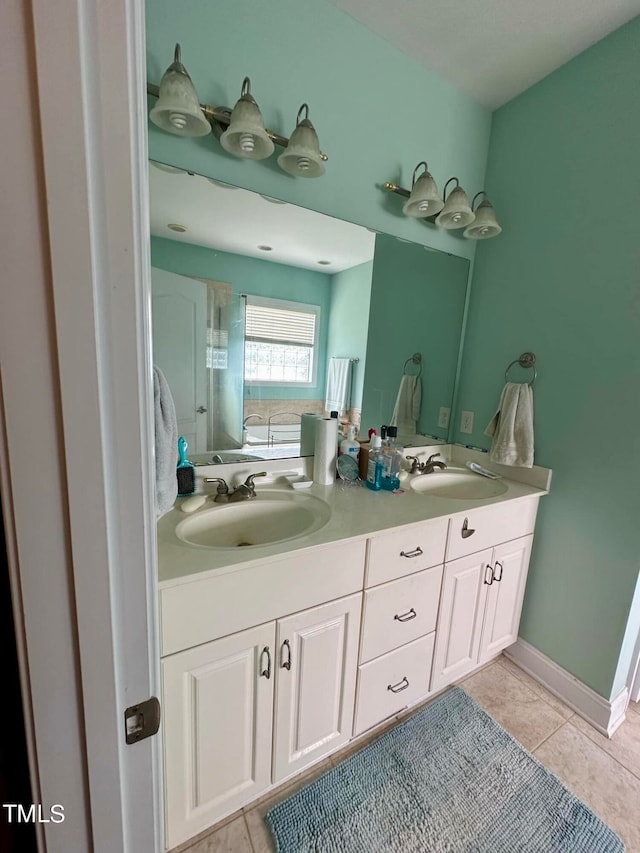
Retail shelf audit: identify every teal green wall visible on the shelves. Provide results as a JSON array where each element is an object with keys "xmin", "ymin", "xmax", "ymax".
[
  {"xmin": 146, "ymin": 0, "xmax": 491, "ymax": 262},
  {"xmin": 455, "ymin": 17, "xmax": 640, "ymax": 699},
  {"xmin": 361, "ymin": 235, "xmax": 469, "ymax": 438},
  {"xmin": 150, "ymin": 236, "xmax": 330, "ymax": 400},
  {"xmin": 327, "ymin": 261, "xmax": 373, "ymax": 411}
]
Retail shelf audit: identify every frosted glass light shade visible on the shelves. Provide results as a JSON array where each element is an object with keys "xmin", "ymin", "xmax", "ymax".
[
  {"xmin": 220, "ymin": 79, "xmax": 274, "ymax": 160},
  {"xmin": 436, "ymin": 185, "xmax": 475, "ymax": 229},
  {"xmin": 278, "ymin": 105, "xmax": 325, "ymax": 178},
  {"xmin": 463, "ymin": 198, "xmax": 502, "ymax": 239},
  {"xmin": 149, "ymin": 45, "xmax": 211, "ymax": 138},
  {"xmin": 402, "ymin": 169, "xmax": 444, "ymax": 218}
]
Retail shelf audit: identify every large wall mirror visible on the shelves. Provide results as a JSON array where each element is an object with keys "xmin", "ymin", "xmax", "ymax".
[{"xmin": 149, "ymin": 161, "xmax": 469, "ymax": 463}]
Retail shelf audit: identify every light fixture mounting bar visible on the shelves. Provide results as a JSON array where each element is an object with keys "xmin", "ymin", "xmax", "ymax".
[
  {"xmin": 383, "ymin": 181, "xmax": 439, "ymax": 223},
  {"xmin": 146, "ymin": 83, "xmax": 328, "ymax": 161}
]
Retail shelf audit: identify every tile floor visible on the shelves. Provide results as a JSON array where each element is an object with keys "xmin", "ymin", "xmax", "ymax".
[{"xmin": 173, "ymin": 656, "xmax": 640, "ymax": 853}]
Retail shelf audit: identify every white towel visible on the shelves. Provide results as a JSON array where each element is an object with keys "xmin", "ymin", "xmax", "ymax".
[
  {"xmin": 325, "ymin": 358, "xmax": 352, "ymax": 415},
  {"xmin": 154, "ymin": 366, "xmax": 179, "ymax": 516},
  {"xmin": 484, "ymin": 382, "xmax": 534, "ymax": 468},
  {"xmin": 390, "ymin": 374, "xmax": 422, "ymax": 436}
]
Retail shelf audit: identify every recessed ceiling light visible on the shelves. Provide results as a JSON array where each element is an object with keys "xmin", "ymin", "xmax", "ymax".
[
  {"xmin": 259, "ymin": 194, "xmax": 287, "ymax": 205},
  {"xmin": 257, "ymin": 245, "xmax": 273, "ymax": 251},
  {"xmin": 206, "ymin": 177, "xmax": 239, "ymax": 190},
  {"xmin": 167, "ymin": 223, "xmax": 187, "ymax": 232},
  {"xmin": 317, "ymin": 260, "xmax": 331, "ymax": 266},
  {"xmin": 151, "ymin": 162, "xmax": 183, "ymax": 175}
]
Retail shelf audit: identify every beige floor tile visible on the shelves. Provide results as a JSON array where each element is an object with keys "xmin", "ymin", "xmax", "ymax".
[
  {"xmin": 181, "ymin": 815, "xmax": 253, "ymax": 853},
  {"xmin": 535, "ymin": 722, "xmax": 640, "ymax": 852},
  {"xmin": 168, "ymin": 810, "xmax": 243, "ymax": 853},
  {"xmin": 244, "ymin": 759, "xmax": 332, "ymax": 853},
  {"xmin": 498, "ymin": 655, "xmax": 574, "ymax": 719},
  {"xmin": 571, "ymin": 706, "xmax": 640, "ymax": 780},
  {"xmin": 461, "ymin": 661, "xmax": 566, "ymax": 751}
]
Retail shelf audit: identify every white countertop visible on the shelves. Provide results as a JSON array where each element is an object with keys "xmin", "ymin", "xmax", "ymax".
[{"xmin": 157, "ymin": 446, "xmax": 551, "ymax": 588}]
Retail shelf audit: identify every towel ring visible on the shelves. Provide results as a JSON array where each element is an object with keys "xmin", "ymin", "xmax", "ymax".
[
  {"xmin": 505, "ymin": 351, "xmax": 537, "ymax": 386},
  {"xmin": 403, "ymin": 353, "xmax": 422, "ymax": 378}
]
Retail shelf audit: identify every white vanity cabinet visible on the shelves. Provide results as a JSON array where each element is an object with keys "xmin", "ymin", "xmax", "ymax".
[
  {"xmin": 430, "ymin": 498, "xmax": 538, "ymax": 691},
  {"xmin": 161, "ymin": 593, "xmax": 362, "ymax": 848}
]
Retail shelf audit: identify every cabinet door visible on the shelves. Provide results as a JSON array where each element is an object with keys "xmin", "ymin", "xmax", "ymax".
[
  {"xmin": 479, "ymin": 535, "xmax": 533, "ymax": 664},
  {"xmin": 162, "ymin": 623, "xmax": 275, "ymax": 849},
  {"xmin": 272, "ymin": 594, "xmax": 361, "ymax": 784},
  {"xmin": 430, "ymin": 549, "xmax": 492, "ymax": 691}
]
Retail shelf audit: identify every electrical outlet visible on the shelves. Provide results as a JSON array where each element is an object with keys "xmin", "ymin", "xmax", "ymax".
[
  {"xmin": 460, "ymin": 410, "xmax": 474, "ymax": 434},
  {"xmin": 438, "ymin": 407, "xmax": 450, "ymax": 429}
]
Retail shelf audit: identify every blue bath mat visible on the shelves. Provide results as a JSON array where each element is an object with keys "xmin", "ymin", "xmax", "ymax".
[{"xmin": 266, "ymin": 687, "xmax": 624, "ymax": 852}]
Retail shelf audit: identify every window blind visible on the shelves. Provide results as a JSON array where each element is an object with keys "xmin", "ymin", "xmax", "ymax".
[{"xmin": 245, "ymin": 303, "xmax": 316, "ymax": 345}]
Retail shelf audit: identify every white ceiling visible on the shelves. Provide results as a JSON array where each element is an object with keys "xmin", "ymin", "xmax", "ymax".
[
  {"xmin": 148, "ymin": 162, "xmax": 376, "ymax": 273},
  {"xmin": 329, "ymin": 0, "xmax": 640, "ymax": 108}
]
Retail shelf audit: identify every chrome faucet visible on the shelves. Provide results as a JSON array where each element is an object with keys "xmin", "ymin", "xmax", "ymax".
[
  {"xmin": 406, "ymin": 452, "xmax": 447, "ymax": 475},
  {"xmin": 203, "ymin": 472, "xmax": 267, "ymax": 502},
  {"xmin": 243, "ymin": 413, "xmax": 263, "ymax": 427}
]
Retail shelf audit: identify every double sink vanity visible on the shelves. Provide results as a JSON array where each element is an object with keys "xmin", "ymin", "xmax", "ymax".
[{"xmin": 156, "ymin": 445, "xmax": 551, "ymax": 849}]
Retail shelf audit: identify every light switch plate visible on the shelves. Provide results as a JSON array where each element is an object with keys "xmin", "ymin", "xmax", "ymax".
[
  {"xmin": 460, "ymin": 411, "xmax": 474, "ymax": 434},
  {"xmin": 438, "ymin": 407, "xmax": 450, "ymax": 429}
]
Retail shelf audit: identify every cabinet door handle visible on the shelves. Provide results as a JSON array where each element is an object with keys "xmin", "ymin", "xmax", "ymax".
[
  {"xmin": 493, "ymin": 561, "xmax": 503, "ymax": 582},
  {"xmin": 400, "ymin": 546, "xmax": 423, "ymax": 558},
  {"xmin": 387, "ymin": 677, "xmax": 410, "ymax": 694},
  {"xmin": 394, "ymin": 608, "xmax": 417, "ymax": 623},
  {"xmin": 484, "ymin": 565, "xmax": 494, "ymax": 586},
  {"xmin": 461, "ymin": 518, "xmax": 476, "ymax": 539},
  {"xmin": 280, "ymin": 639, "xmax": 292, "ymax": 670},
  {"xmin": 259, "ymin": 646, "xmax": 271, "ymax": 679}
]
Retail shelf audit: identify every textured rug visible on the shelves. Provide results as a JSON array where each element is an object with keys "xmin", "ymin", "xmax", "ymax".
[{"xmin": 266, "ymin": 687, "xmax": 624, "ymax": 852}]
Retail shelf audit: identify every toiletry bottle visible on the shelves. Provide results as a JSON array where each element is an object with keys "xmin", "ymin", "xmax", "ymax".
[
  {"xmin": 339, "ymin": 425, "xmax": 360, "ymax": 461},
  {"xmin": 380, "ymin": 425, "xmax": 403, "ymax": 491},
  {"xmin": 365, "ymin": 435, "xmax": 383, "ymax": 490}
]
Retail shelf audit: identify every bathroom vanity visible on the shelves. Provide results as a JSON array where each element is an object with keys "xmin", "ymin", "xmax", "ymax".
[{"xmin": 156, "ymin": 447, "xmax": 551, "ymax": 849}]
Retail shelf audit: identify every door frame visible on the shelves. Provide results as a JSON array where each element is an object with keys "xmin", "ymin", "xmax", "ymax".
[{"xmin": 12, "ymin": 0, "xmax": 163, "ymax": 849}]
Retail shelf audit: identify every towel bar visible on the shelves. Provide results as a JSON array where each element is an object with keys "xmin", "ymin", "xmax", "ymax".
[{"xmin": 505, "ymin": 352, "xmax": 537, "ymax": 386}]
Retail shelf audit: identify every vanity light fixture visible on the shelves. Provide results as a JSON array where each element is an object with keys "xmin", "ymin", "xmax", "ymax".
[
  {"xmin": 148, "ymin": 44, "xmax": 328, "ymax": 176},
  {"xmin": 384, "ymin": 164, "xmax": 502, "ymax": 239}
]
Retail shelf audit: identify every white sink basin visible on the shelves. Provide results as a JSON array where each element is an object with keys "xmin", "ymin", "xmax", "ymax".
[
  {"xmin": 409, "ymin": 468, "xmax": 508, "ymax": 500},
  {"xmin": 175, "ymin": 490, "xmax": 331, "ymax": 549}
]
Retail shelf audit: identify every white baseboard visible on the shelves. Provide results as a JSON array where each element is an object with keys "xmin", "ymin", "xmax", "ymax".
[{"xmin": 505, "ymin": 639, "xmax": 628, "ymax": 737}]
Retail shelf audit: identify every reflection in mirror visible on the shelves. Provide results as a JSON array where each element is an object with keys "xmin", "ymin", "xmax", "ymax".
[{"xmin": 149, "ymin": 161, "xmax": 469, "ymax": 464}]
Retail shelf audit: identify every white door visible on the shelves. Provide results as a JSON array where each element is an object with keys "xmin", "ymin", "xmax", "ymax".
[
  {"xmin": 431, "ymin": 549, "xmax": 492, "ymax": 691},
  {"xmin": 272, "ymin": 595, "xmax": 361, "ymax": 784},
  {"xmin": 479, "ymin": 535, "xmax": 533, "ymax": 664},
  {"xmin": 162, "ymin": 623, "xmax": 275, "ymax": 849},
  {"xmin": 152, "ymin": 267, "xmax": 208, "ymax": 453}
]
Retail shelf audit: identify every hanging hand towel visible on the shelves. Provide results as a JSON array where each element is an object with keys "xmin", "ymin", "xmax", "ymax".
[
  {"xmin": 390, "ymin": 374, "xmax": 422, "ymax": 437},
  {"xmin": 325, "ymin": 358, "xmax": 352, "ymax": 415},
  {"xmin": 154, "ymin": 365, "xmax": 179, "ymax": 516},
  {"xmin": 484, "ymin": 382, "xmax": 534, "ymax": 468}
]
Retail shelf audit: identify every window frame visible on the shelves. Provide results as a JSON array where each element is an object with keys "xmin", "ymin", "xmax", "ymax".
[{"xmin": 243, "ymin": 294, "xmax": 321, "ymax": 388}]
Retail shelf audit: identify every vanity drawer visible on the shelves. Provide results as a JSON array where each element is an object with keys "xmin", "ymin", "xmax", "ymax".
[
  {"xmin": 446, "ymin": 498, "xmax": 539, "ymax": 562},
  {"xmin": 360, "ymin": 565, "xmax": 443, "ymax": 663},
  {"xmin": 354, "ymin": 633, "xmax": 435, "ymax": 735},
  {"xmin": 366, "ymin": 517, "xmax": 448, "ymax": 587}
]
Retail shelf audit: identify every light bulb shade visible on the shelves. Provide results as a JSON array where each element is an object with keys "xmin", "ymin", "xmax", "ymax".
[
  {"xmin": 277, "ymin": 105, "xmax": 325, "ymax": 178},
  {"xmin": 463, "ymin": 198, "xmax": 502, "ymax": 239},
  {"xmin": 149, "ymin": 44, "xmax": 211, "ymax": 138},
  {"xmin": 402, "ymin": 163, "xmax": 444, "ymax": 217},
  {"xmin": 436, "ymin": 185, "xmax": 475, "ymax": 229},
  {"xmin": 220, "ymin": 78, "xmax": 274, "ymax": 160}
]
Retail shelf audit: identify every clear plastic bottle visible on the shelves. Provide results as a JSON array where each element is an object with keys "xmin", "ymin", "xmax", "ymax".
[
  {"xmin": 380, "ymin": 425, "xmax": 403, "ymax": 490},
  {"xmin": 339, "ymin": 424, "xmax": 360, "ymax": 460},
  {"xmin": 365, "ymin": 435, "xmax": 383, "ymax": 490}
]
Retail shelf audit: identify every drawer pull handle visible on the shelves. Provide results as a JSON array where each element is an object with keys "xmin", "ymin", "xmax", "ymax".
[
  {"xmin": 259, "ymin": 646, "xmax": 271, "ymax": 679},
  {"xmin": 387, "ymin": 677, "xmax": 410, "ymax": 694},
  {"xmin": 484, "ymin": 565, "xmax": 494, "ymax": 586},
  {"xmin": 281, "ymin": 639, "xmax": 292, "ymax": 670},
  {"xmin": 400, "ymin": 546, "xmax": 423, "ymax": 559},
  {"xmin": 461, "ymin": 518, "xmax": 476, "ymax": 539},
  {"xmin": 493, "ymin": 561, "xmax": 503, "ymax": 582},
  {"xmin": 394, "ymin": 608, "xmax": 417, "ymax": 623}
]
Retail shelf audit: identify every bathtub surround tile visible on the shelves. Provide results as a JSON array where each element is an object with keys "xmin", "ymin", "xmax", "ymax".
[
  {"xmin": 535, "ymin": 723, "xmax": 640, "ymax": 853},
  {"xmin": 499, "ymin": 654, "xmax": 574, "ymax": 719},
  {"xmin": 571, "ymin": 706, "xmax": 640, "ymax": 780},
  {"xmin": 461, "ymin": 661, "xmax": 566, "ymax": 751}
]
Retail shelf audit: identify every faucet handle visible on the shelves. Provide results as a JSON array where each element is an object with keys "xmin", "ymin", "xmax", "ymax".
[
  {"xmin": 405, "ymin": 455, "xmax": 421, "ymax": 474},
  {"xmin": 244, "ymin": 472, "xmax": 268, "ymax": 491},
  {"xmin": 425, "ymin": 452, "xmax": 441, "ymax": 464},
  {"xmin": 203, "ymin": 476, "xmax": 229, "ymax": 495}
]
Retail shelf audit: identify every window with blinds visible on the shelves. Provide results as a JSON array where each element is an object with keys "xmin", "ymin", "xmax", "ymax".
[{"xmin": 244, "ymin": 296, "xmax": 320, "ymax": 385}]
